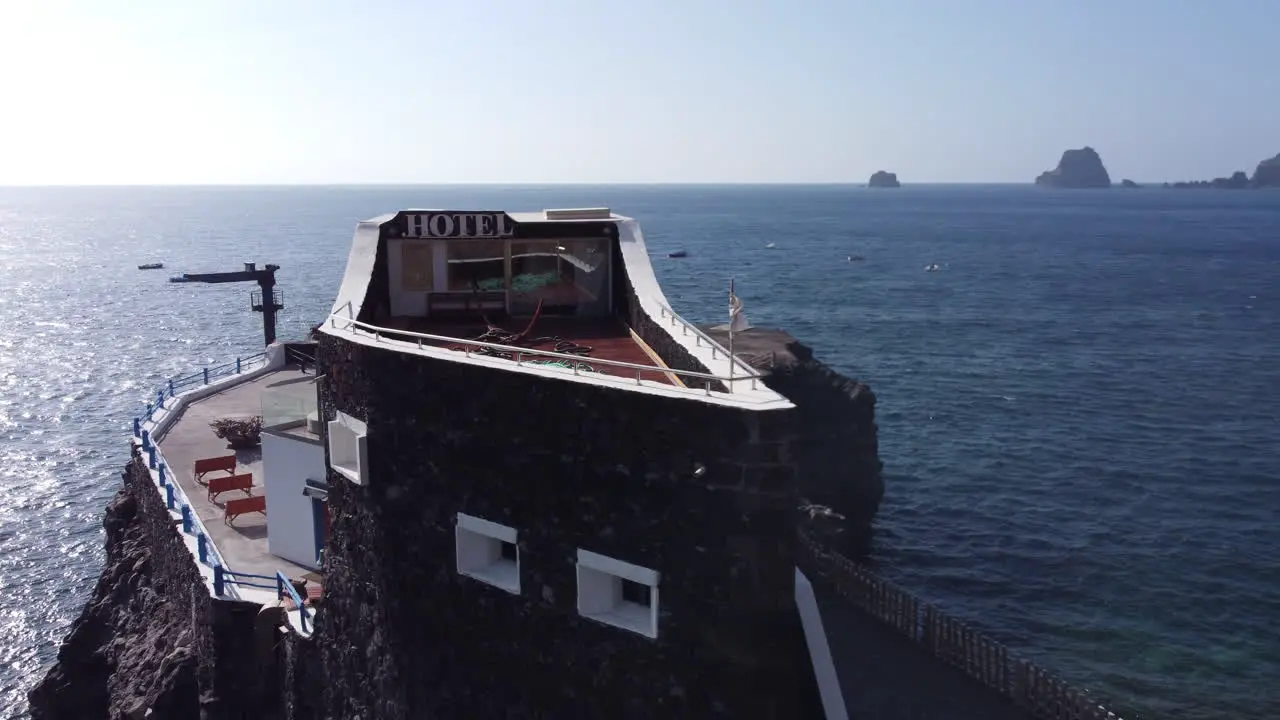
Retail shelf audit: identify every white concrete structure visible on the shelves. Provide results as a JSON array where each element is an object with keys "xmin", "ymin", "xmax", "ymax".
[
  {"xmin": 455, "ymin": 513, "xmax": 520, "ymax": 594},
  {"xmin": 321, "ymin": 208, "xmax": 794, "ymax": 411},
  {"xmin": 795, "ymin": 568, "xmax": 850, "ymax": 720},
  {"xmin": 576, "ymin": 549, "xmax": 661, "ymax": 639},
  {"xmin": 327, "ymin": 411, "xmax": 368, "ymax": 486},
  {"xmin": 262, "ymin": 432, "xmax": 327, "ymax": 569}
]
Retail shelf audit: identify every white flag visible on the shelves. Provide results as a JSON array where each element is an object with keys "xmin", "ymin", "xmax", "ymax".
[{"xmin": 729, "ymin": 289, "xmax": 750, "ymax": 332}]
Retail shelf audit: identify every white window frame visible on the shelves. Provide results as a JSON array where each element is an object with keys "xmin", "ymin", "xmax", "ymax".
[
  {"xmin": 576, "ymin": 549, "xmax": 659, "ymax": 639},
  {"xmin": 455, "ymin": 513, "xmax": 520, "ymax": 594},
  {"xmin": 327, "ymin": 411, "xmax": 368, "ymax": 485}
]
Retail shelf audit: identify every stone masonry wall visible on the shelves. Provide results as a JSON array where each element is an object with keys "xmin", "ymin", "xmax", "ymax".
[
  {"xmin": 314, "ymin": 332, "xmax": 817, "ymax": 719},
  {"xmin": 699, "ymin": 326, "xmax": 885, "ymax": 559},
  {"xmin": 763, "ymin": 346, "xmax": 884, "ymax": 559},
  {"xmin": 613, "ymin": 257, "xmax": 727, "ymax": 392}
]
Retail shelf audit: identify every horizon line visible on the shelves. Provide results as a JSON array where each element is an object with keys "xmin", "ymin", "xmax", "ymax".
[{"xmin": 0, "ymin": 181, "xmax": 1143, "ymax": 189}]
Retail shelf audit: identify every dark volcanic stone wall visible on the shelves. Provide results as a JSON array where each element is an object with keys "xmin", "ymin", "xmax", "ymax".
[
  {"xmin": 315, "ymin": 333, "xmax": 816, "ymax": 719},
  {"xmin": 28, "ymin": 457, "xmax": 285, "ymax": 720},
  {"xmin": 699, "ymin": 326, "xmax": 885, "ymax": 559},
  {"xmin": 279, "ymin": 630, "xmax": 324, "ymax": 720},
  {"xmin": 612, "ymin": 253, "xmax": 726, "ymax": 392},
  {"xmin": 763, "ymin": 341, "xmax": 884, "ymax": 558}
]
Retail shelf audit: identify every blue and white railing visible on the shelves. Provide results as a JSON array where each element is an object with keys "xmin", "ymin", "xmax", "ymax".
[
  {"xmin": 138, "ymin": 353, "xmax": 269, "ymax": 424},
  {"xmin": 131, "ymin": 345, "xmax": 285, "ymax": 602},
  {"xmin": 210, "ymin": 568, "xmax": 313, "ymax": 634}
]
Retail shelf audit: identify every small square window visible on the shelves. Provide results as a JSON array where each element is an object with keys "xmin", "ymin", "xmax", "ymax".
[
  {"xmin": 576, "ymin": 549, "xmax": 659, "ymax": 639},
  {"xmin": 455, "ymin": 513, "xmax": 520, "ymax": 594},
  {"xmin": 327, "ymin": 411, "xmax": 368, "ymax": 486}
]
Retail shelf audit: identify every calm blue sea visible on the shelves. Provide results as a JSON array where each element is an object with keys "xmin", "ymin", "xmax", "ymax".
[{"xmin": 1, "ymin": 185, "xmax": 1277, "ymax": 719}]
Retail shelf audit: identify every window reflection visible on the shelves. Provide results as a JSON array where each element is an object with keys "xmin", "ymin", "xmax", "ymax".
[
  {"xmin": 510, "ymin": 239, "xmax": 609, "ymax": 316},
  {"xmin": 446, "ymin": 240, "xmax": 505, "ymax": 292}
]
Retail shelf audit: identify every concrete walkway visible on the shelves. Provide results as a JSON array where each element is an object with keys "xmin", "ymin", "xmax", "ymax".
[
  {"xmin": 813, "ymin": 579, "xmax": 1034, "ymax": 720},
  {"xmin": 157, "ymin": 369, "xmax": 314, "ymax": 583}
]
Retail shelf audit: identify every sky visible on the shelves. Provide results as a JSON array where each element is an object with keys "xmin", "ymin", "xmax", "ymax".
[{"xmin": 0, "ymin": 0, "xmax": 1276, "ymax": 185}]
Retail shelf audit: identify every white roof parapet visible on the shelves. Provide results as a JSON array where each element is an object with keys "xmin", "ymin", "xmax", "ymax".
[{"xmin": 320, "ymin": 210, "xmax": 793, "ymax": 410}]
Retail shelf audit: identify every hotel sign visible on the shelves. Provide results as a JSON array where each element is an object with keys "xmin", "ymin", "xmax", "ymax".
[{"xmin": 403, "ymin": 211, "xmax": 516, "ymax": 239}]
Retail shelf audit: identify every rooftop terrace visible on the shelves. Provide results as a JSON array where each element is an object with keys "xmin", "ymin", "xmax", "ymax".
[
  {"xmin": 156, "ymin": 367, "xmax": 316, "ymax": 583},
  {"xmin": 381, "ymin": 315, "xmax": 683, "ymax": 386}
]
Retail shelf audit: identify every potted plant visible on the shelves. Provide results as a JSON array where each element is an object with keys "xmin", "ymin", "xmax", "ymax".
[{"xmin": 210, "ymin": 416, "xmax": 263, "ymax": 449}]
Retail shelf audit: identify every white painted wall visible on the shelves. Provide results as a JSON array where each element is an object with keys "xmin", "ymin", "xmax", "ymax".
[{"xmin": 262, "ymin": 433, "xmax": 327, "ymax": 569}]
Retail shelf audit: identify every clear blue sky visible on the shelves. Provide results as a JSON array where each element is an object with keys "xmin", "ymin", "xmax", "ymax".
[{"xmin": 1, "ymin": 0, "xmax": 1275, "ymax": 184}]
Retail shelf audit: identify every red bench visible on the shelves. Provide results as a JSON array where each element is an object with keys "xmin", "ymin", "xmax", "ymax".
[
  {"xmin": 208, "ymin": 473, "xmax": 254, "ymax": 503},
  {"xmin": 224, "ymin": 494, "xmax": 267, "ymax": 525},
  {"xmin": 193, "ymin": 455, "xmax": 237, "ymax": 486}
]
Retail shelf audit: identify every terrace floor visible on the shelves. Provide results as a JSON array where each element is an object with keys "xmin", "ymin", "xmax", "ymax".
[
  {"xmin": 157, "ymin": 368, "xmax": 315, "ymax": 585},
  {"xmin": 382, "ymin": 315, "xmax": 682, "ymax": 386}
]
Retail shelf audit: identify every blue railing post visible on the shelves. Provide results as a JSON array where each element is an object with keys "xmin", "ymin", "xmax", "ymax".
[
  {"xmin": 133, "ymin": 417, "xmax": 141, "ymax": 437},
  {"xmin": 158, "ymin": 462, "xmax": 167, "ymax": 485},
  {"xmin": 198, "ymin": 533, "xmax": 208, "ymax": 564},
  {"xmin": 181, "ymin": 505, "xmax": 192, "ymax": 533},
  {"xmin": 213, "ymin": 564, "xmax": 225, "ymax": 597},
  {"xmin": 148, "ymin": 445, "xmax": 157, "ymax": 469},
  {"xmin": 156, "ymin": 389, "xmax": 165, "ymax": 409},
  {"xmin": 141, "ymin": 429, "xmax": 151, "ymax": 451},
  {"xmin": 236, "ymin": 357, "xmax": 242, "ymax": 374},
  {"xmin": 165, "ymin": 483, "xmax": 175, "ymax": 509},
  {"xmin": 145, "ymin": 401, "xmax": 153, "ymax": 419},
  {"xmin": 203, "ymin": 367, "xmax": 210, "ymax": 384},
  {"xmin": 168, "ymin": 379, "xmax": 175, "ymax": 397}
]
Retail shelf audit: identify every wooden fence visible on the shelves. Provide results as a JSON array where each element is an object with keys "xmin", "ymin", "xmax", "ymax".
[{"xmin": 797, "ymin": 531, "xmax": 1127, "ymax": 720}]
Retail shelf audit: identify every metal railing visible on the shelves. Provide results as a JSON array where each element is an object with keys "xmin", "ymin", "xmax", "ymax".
[
  {"xmin": 797, "ymin": 531, "xmax": 1127, "ymax": 720},
  {"xmin": 325, "ymin": 314, "xmax": 772, "ymax": 397},
  {"xmin": 140, "ymin": 352, "xmax": 269, "ymax": 422},
  {"xmin": 276, "ymin": 571, "xmax": 314, "ymax": 634},
  {"xmin": 132, "ymin": 352, "xmax": 273, "ymax": 602},
  {"xmin": 138, "ymin": 428, "xmax": 233, "ymax": 584},
  {"xmin": 654, "ymin": 304, "xmax": 763, "ymax": 380},
  {"xmin": 211, "ymin": 567, "xmax": 314, "ymax": 634}
]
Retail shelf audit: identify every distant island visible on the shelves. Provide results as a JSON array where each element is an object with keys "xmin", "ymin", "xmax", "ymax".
[
  {"xmin": 1163, "ymin": 154, "xmax": 1280, "ymax": 189},
  {"xmin": 868, "ymin": 171, "xmax": 900, "ymax": 188},
  {"xmin": 1033, "ymin": 148, "xmax": 1280, "ymax": 189},
  {"xmin": 1034, "ymin": 147, "xmax": 1112, "ymax": 188}
]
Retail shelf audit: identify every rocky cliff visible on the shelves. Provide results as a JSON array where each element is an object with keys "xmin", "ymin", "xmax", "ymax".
[
  {"xmin": 28, "ymin": 457, "xmax": 282, "ymax": 720},
  {"xmin": 868, "ymin": 171, "xmax": 901, "ymax": 188},
  {"xmin": 700, "ymin": 326, "xmax": 885, "ymax": 558},
  {"xmin": 1034, "ymin": 147, "xmax": 1112, "ymax": 188}
]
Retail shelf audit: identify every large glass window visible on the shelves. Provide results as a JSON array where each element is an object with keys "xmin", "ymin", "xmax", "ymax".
[
  {"xmin": 401, "ymin": 243, "xmax": 434, "ymax": 291},
  {"xmin": 446, "ymin": 240, "xmax": 506, "ymax": 292},
  {"xmin": 509, "ymin": 238, "xmax": 610, "ymax": 316}
]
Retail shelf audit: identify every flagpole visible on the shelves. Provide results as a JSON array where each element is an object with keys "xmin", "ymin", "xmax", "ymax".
[{"xmin": 728, "ymin": 277, "xmax": 735, "ymax": 385}]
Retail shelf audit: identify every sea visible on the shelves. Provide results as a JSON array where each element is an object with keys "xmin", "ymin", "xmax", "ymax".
[{"xmin": 0, "ymin": 185, "xmax": 1276, "ymax": 719}]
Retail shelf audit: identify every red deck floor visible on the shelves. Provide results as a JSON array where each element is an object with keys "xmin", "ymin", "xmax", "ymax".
[{"xmin": 382, "ymin": 315, "xmax": 678, "ymax": 385}]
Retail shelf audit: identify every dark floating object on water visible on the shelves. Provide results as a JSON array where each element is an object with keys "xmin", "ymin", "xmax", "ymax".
[
  {"xmin": 138, "ymin": 262, "xmax": 164, "ymax": 270},
  {"xmin": 668, "ymin": 250, "xmax": 688, "ymax": 258},
  {"xmin": 168, "ymin": 275, "xmax": 191, "ymax": 283}
]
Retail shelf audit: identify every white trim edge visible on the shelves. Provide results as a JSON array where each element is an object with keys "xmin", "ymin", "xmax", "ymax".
[
  {"xmin": 457, "ymin": 513, "xmax": 517, "ymax": 543},
  {"xmin": 577, "ymin": 548, "xmax": 660, "ymax": 586},
  {"xmin": 795, "ymin": 568, "xmax": 850, "ymax": 720}
]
